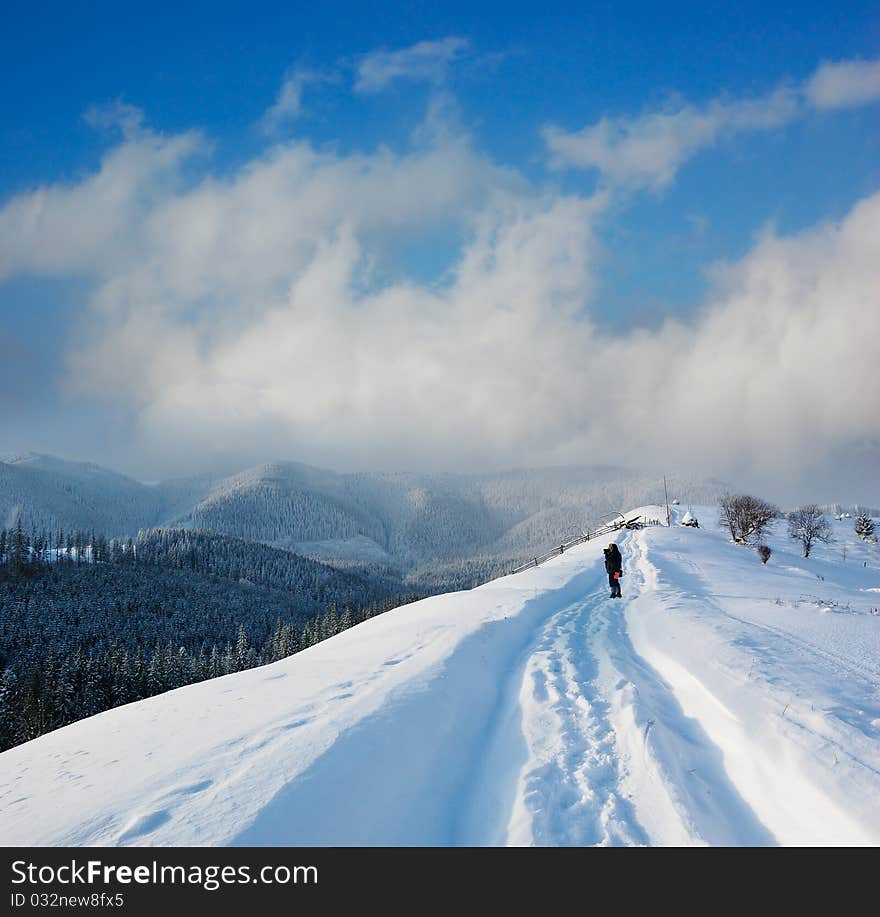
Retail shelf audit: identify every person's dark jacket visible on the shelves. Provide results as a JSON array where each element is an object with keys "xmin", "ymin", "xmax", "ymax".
[{"xmin": 604, "ymin": 544, "xmax": 622, "ymax": 575}]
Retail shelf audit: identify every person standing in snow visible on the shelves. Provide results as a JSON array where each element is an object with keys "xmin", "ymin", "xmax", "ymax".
[{"xmin": 604, "ymin": 543, "xmax": 623, "ymax": 598}]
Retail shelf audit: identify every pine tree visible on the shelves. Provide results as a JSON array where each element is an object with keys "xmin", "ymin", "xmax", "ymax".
[
  {"xmin": 82, "ymin": 657, "xmax": 107, "ymax": 717},
  {"xmin": 208, "ymin": 645, "xmax": 221, "ymax": 679},
  {"xmin": 177, "ymin": 647, "xmax": 189, "ymax": 685},
  {"xmin": 54, "ymin": 658, "xmax": 77, "ymax": 723},
  {"xmin": 0, "ymin": 667, "xmax": 21, "ymax": 748},
  {"xmin": 854, "ymin": 512, "xmax": 875, "ymax": 541},
  {"xmin": 11, "ymin": 518, "xmax": 26, "ymax": 572},
  {"xmin": 20, "ymin": 664, "xmax": 48, "ymax": 740},
  {"xmin": 115, "ymin": 650, "xmax": 134, "ymax": 705},
  {"xmin": 221, "ymin": 643, "xmax": 235, "ymax": 676},
  {"xmin": 235, "ymin": 625, "xmax": 255, "ymax": 671},
  {"xmin": 162, "ymin": 643, "xmax": 178, "ymax": 688},
  {"xmin": 147, "ymin": 643, "xmax": 164, "ymax": 695}
]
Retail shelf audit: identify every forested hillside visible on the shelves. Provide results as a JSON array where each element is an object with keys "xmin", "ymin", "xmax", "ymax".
[
  {"xmin": 133, "ymin": 528, "xmax": 398, "ymax": 603},
  {"xmin": 0, "ymin": 526, "xmax": 416, "ymax": 751}
]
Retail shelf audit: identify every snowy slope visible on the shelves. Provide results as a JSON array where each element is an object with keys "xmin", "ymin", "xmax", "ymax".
[{"xmin": 2, "ymin": 506, "xmax": 878, "ymax": 847}]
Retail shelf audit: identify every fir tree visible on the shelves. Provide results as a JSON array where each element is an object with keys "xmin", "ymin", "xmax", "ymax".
[{"xmin": 854, "ymin": 511, "xmax": 875, "ymax": 541}]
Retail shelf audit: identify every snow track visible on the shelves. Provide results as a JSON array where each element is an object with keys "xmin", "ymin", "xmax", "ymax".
[
  {"xmin": 509, "ymin": 592, "xmax": 648, "ymax": 846},
  {"xmin": 504, "ymin": 534, "xmax": 777, "ymax": 846}
]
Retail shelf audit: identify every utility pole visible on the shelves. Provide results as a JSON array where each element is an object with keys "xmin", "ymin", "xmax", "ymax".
[{"xmin": 663, "ymin": 476, "xmax": 671, "ymax": 527}]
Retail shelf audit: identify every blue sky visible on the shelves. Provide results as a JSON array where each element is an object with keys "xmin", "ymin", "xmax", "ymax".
[{"xmin": 1, "ymin": 1, "xmax": 879, "ymax": 500}]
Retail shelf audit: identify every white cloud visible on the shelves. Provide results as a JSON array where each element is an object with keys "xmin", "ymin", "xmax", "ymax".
[
  {"xmin": 806, "ymin": 57, "xmax": 880, "ymax": 109},
  {"xmin": 0, "ymin": 114, "xmax": 204, "ymax": 279},
  {"xmin": 609, "ymin": 192, "xmax": 880, "ymax": 475},
  {"xmin": 83, "ymin": 101, "xmax": 146, "ymax": 138},
  {"xmin": 0, "ymin": 98, "xmax": 878, "ymax": 494},
  {"xmin": 261, "ymin": 68, "xmax": 327, "ymax": 133},
  {"xmin": 545, "ymin": 56, "xmax": 880, "ymax": 188},
  {"xmin": 355, "ymin": 37, "xmax": 468, "ymax": 94},
  {"xmin": 544, "ymin": 87, "xmax": 799, "ymax": 189}
]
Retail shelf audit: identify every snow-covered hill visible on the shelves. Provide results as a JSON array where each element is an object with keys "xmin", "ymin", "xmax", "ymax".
[
  {"xmin": 0, "ymin": 453, "xmax": 724, "ymax": 575},
  {"xmin": 164, "ymin": 464, "xmax": 725, "ymax": 570},
  {"xmin": 2, "ymin": 506, "xmax": 878, "ymax": 846},
  {"xmin": 0, "ymin": 453, "xmax": 168, "ymax": 534}
]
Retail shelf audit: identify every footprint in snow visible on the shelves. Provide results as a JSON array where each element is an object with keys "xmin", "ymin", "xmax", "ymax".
[
  {"xmin": 531, "ymin": 670, "xmax": 549, "ymax": 702},
  {"xmin": 167, "ymin": 779, "xmax": 214, "ymax": 797},
  {"xmin": 280, "ymin": 717, "xmax": 315, "ymax": 731}
]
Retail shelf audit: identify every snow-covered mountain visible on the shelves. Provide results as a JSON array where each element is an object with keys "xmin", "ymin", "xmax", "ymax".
[
  {"xmin": 0, "ymin": 453, "xmax": 169, "ymax": 535},
  {"xmin": 169, "ymin": 463, "xmax": 726, "ymax": 570},
  {"xmin": 0, "ymin": 453, "xmax": 724, "ymax": 574},
  {"xmin": 3, "ymin": 505, "xmax": 878, "ymax": 846}
]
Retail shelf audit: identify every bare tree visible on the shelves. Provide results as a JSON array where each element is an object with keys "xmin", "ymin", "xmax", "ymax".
[
  {"xmin": 718, "ymin": 494, "xmax": 779, "ymax": 545},
  {"xmin": 787, "ymin": 505, "xmax": 833, "ymax": 558}
]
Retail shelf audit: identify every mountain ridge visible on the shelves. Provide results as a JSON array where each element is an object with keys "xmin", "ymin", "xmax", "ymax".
[{"xmin": 0, "ymin": 452, "xmax": 727, "ymax": 574}]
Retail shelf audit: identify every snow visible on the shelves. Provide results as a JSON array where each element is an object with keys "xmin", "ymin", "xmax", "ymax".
[{"xmin": 2, "ymin": 505, "xmax": 879, "ymax": 847}]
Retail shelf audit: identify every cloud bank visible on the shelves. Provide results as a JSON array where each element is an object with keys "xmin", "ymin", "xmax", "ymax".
[{"xmin": 1, "ymin": 53, "xmax": 878, "ymax": 499}]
